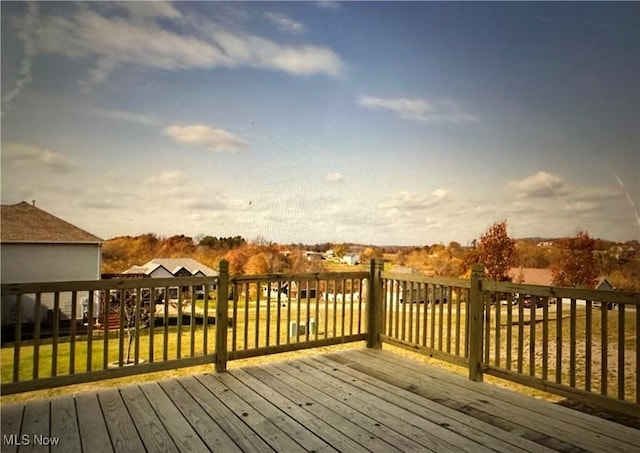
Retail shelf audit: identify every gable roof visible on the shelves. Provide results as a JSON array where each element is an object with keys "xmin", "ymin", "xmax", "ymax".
[
  {"xmin": 1, "ymin": 201, "xmax": 103, "ymax": 243},
  {"xmin": 123, "ymin": 258, "xmax": 218, "ymax": 277}
]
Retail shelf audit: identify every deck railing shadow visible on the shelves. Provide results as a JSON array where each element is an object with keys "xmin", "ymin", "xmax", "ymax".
[{"xmin": 1, "ymin": 260, "xmax": 638, "ymax": 418}]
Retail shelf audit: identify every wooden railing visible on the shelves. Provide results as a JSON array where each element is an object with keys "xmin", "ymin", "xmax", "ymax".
[
  {"xmin": 220, "ymin": 265, "xmax": 369, "ymax": 368},
  {"xmin": 0, "ymin": 261, "xmax": 368, "ymax": 395},
  {"xmin": 382, "ymin": 263, "xmax": 639, "ymax": 418},
  {"xmin": 2, "ymin": 259, "xmax": 638, "ymax": 418},
  {"xmin": 379, "ymin": 270, "xmax": 471, "ymax": 368}
]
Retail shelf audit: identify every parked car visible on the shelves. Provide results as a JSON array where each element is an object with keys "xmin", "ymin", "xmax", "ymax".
[{"xmin": 522, "ymin": 295, "xmax": 543, "ymax": 309}]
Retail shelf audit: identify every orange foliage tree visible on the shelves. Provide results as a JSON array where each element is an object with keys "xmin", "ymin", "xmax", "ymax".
[
  {"xmin": 470, "ymin": 220, "xmax": 516, "ymax": 281},
  {"xmin": 552, "ymin": 231, "xmax": 598, "ymax": 288}
]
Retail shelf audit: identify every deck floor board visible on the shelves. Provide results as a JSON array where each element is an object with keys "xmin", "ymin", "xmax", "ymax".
[{"xmin": 2, "ymin": 348, "xmax": 638, "ymax": 453}]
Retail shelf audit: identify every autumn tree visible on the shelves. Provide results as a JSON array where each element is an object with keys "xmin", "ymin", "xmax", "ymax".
[
  {"xmin": 552, "ymin": 231, "xmax": 598, "ymax": 288},
  {"xmin": 471, "ymin": 220, "xmax": 517, "ymax": 281}
]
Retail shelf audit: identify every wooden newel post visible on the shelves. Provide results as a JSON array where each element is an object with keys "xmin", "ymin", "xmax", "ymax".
[
  {"xmin": 216, "ymin": 260, "xmax": 229, "ymax": 373},
  {"xmin": 468, "ymin": 263, "xmax": 485, "ymax": 382},
  {"xmin": 367, "ymin": 259, "xmax": 384, "ymax": 349}
]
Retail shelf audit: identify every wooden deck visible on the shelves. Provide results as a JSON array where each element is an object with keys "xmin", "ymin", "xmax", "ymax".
[{"xmin": 2, "ymin": 349, "xmax": 639, "ymax": 453}]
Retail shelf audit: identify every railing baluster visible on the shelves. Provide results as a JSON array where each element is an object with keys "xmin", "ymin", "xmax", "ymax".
[
  {"xmin": 401, "ymin": 281, "xmax": 407, "ymax": 341},
  {"xmin": 349, "ymin": 278, "xmax": 354, "ymax": 337},
  {"xmin": 162, "ymin": 286, "xmax": 169, "ymax": 361},
  {"xmin": 601, "ymin": 301, "xmax": 608, "ymax": 396},
  {"xmin": 13, "ymin": 294, "xmax": 23, "ymax": 382},
  {"xmin": 276, "ymin": 281, "xmax": 282, "ymax": 346},
  {"xmin": 315, "ymin": 278, "xmax": 321, "ymax": 340},
  {"xmin": 52, "ymin": 292, "xmax": 60, "ymax": 377},
  {"xmin": 495, "ymin": 292, "xmax": 501, "ymax": 367},
  {"xmin": 190, "ymin": 285, "xmax": 196, "ymax": 358},
  {"xmin": 177, "ymin": 287, "xmax": 183, "ymax": 359},
  {"xmin": 244, "ymin": 283, "xmax": 249, "ymax": 350},
  {"xmin": 231, "ymin": 283, "xmax": 238, "ymax": 351},
  {"xmin": 455, "ymin": 287, "xmax": 462, "ymax": 357},
  {"xmin": 555, "ymin": 296, "xmax": 563, "ymax": 383},
  {"xmin": 305, "ymin": 280, "xmax": 310, "ymax": 343},
  {"xmin": 70, "ymin": 291, "xmax": 77, "ymax": 375},
  {"xmin": 333, "ymin": 279, "xmax": 338, "ymax": 338},
  {"xmin": 585, "ymin": 300, "xmax": 592, "ymax": 392},
  {"xmin": 430, "ymin": 284, "xmax": 436, "ymax": 349},
  {"xmin": 517, "ymin": 293, "xmax": 524, "ymax": 374},
  {"xmin": 256, "ymin": 281, "xmax": 261, "ymax": 348},
  {"xmin": 506, "ymin": 292, "xmax": 513, "ymax": 370},
  {"xmin": 103, "ymin": 290, "xmax": 109, "ymax": 370},
  {"xmin": 422, "ymin": 283, "xmax": 429, "ymax": 347},
  {"xmin": 358, "ymin": 278, "xmax": 363, "ymax": 334},
  {"xmin": 617, "ymin": 303, "xmax": 625, "ymax": 400},
  {"xmin": 148, "ymin": 288, "xmax": 155, "ymax": 360},
  {"xmin": 323, "ymin": 279, "xmax": 328, "ymax": 339},
  {"xmin": 438, "ymin": 285, "xmax": 445, "ymax": 352},
  {"xmin": 529, "ymin": 296, "xmax": 536, "ymax": 377},
  {"xmin": 570, "ymin": 298, "xmax": 577, "ymax": 386},
  {"xmin": 203, "ymin": 284, "xmax": 209, "ymax": 355},
  {"xmin": 542, "ymin": 296, "xmax": 549, "ymax": 380},
  {"xmin": 484, "ymin": 292, "xmax": 491, "ymax": 364},
  {"xmin": 446, "ymin": 286, "xmax": 452, "ymax": 354},
  {"xmin": 266, "ymin": 280, "xmax": 273, "ymax": 347},
  {"xmin": 87, "ymin": 291, "xmax": 94, "ymax": 372},
  {"xmin": 134, "ymin": 289, "xmax": 141, "ymax": 365}
]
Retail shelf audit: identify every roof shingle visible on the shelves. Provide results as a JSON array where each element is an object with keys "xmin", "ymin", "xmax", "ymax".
[{"xmin": 1, "ymin": 201, "xmax": 103, "ymax": 243}]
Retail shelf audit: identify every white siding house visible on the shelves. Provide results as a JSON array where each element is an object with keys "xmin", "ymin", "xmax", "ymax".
[{"xmin": 1, "ymin": 202, "xmax": 103, "ymax": 325}]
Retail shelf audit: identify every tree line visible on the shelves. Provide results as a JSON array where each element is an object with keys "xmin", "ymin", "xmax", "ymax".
[{"xmin": 101, "ymin": 225, "xmax": 639, "ymax": 291}]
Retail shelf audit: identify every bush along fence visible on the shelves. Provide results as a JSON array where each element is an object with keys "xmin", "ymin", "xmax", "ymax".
[{"xmin": 2, "ymin": 260, "xmax": 639, "ymax": 417}]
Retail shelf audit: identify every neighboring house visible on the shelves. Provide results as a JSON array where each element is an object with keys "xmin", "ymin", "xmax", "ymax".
[
  {"xmin": 122, "ymin": 258, "xmax": 218, "ymax": 278},
  {"xmin": 1, "ymin": 201, "xmax": 103, "ymax": 325},
  {"xmin": 508, "ymin": 267, "xmax": 553, "ymax": 286},
  {"xmin": 596, "ymin": 277, "xmax": 615, "ymax": 291},
  {"xmin": 341, "ymin": 253, "xmax": 360, "ymax": 266}
]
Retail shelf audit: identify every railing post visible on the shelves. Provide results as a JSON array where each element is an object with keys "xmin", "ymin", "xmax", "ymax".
[
  {"xmin": 367, "ymin": 259, "xmax": 384, "ymax": 349},
  {"xmin": 215, "ymin": 260, "xmax": 229, "ymax": 373},
  {"xmin": 468, "ymin": 263, "xmax": 485, "ymax": 382}
]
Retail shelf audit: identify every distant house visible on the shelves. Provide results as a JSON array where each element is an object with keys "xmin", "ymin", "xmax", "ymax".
[
  {"xmin": 123, "ymin": 258, "xmax": 218, "ymax": 278},
  {"xmin": 341, "ymin": 253, "xmax": 360, "ymax": 266},
  {"xmin": 508, "ymin": 267, "xmax": 553, "ymax": 286},
  {"xmin": 595, "ymin": 277, "xmax": 615, "ymax": 291},
  {"xmin": 1, "ymin": 201, "xmax": 103, "ymax": 325}
]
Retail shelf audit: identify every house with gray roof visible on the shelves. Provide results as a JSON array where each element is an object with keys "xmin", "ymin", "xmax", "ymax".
[
  {"xmin": 1, "ymin": 201, "xmax": 103, "ymax": 326},
  {"xmin": 123, "ymin": 258, "xmax": 218, "ymax": 278}
]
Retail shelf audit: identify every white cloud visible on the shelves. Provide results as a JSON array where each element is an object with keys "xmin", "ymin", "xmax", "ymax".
[
  {"xmin": 2, "ymin": 2, "xmax": 38, "ymax": 116},
  {"xmin": 16, "ymin": 4, "xmax": 342, "ymax": 84},
  {"xmin": 264, "ymin": 12, "xmax": 305, "ymax": 34},
  {"xmin": 326, "ymin": 172, "xmax": 343, "ymax": 182},
  {"xmin": 2, "ymin": 143, "xmax": 79, "ymax": 172},
  {"xmin": 164, "ymin": 124, "xmax": 248, "ymax": 152},
  {"xmin": 378, "ymin": 189, "xmax": 451, "ymax": 211},
  {"xmin": 357, "ymin": 95, "xmax": 478, "ymax": 123},
  {"xmin": 317, "ymin": 1, "xmax": 340, "ymax": 10},
  {"xmin": 94, "ymin": 108, "xmax": 159, "ymax": 126},
  {"xmin": 210, "ymin": 29, "xmax": 342, "ymax": 77},
  {"xmin": 508, "ymin": 171, "xmax": 568, "ymax": 199}
]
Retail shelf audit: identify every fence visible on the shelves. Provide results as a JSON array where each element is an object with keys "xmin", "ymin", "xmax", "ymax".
[
  {"xmin": 0, "ymin": 261, "xmax": 368, "ymax": 395},
  {"xmin": 382, "ymin": 263, "xmax": 639, "ymax": 418},
  {"xmin": 2, "ymin": 260, "xmax": 639, "ymax": 418}
]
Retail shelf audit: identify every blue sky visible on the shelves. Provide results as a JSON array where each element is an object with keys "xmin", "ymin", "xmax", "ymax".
[{"xmin": 2, "ymin": 1, "xmax": 639, "ymax": 245}]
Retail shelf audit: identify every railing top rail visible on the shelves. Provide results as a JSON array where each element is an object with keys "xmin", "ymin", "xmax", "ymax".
[
  {"xmin": 231, "ymin": 271, "xmax": 369, "ymax": 284},
  {"xmin": 381, "ymin": 271, "xmax": 471, "ymax": 289},
  {"xmin": 483, "ymin": 280, "xmax": 640, "ymax": 305},
  {"xmin": 1, "ymin": 275, "xmax": 219, "ymax": 295}
]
